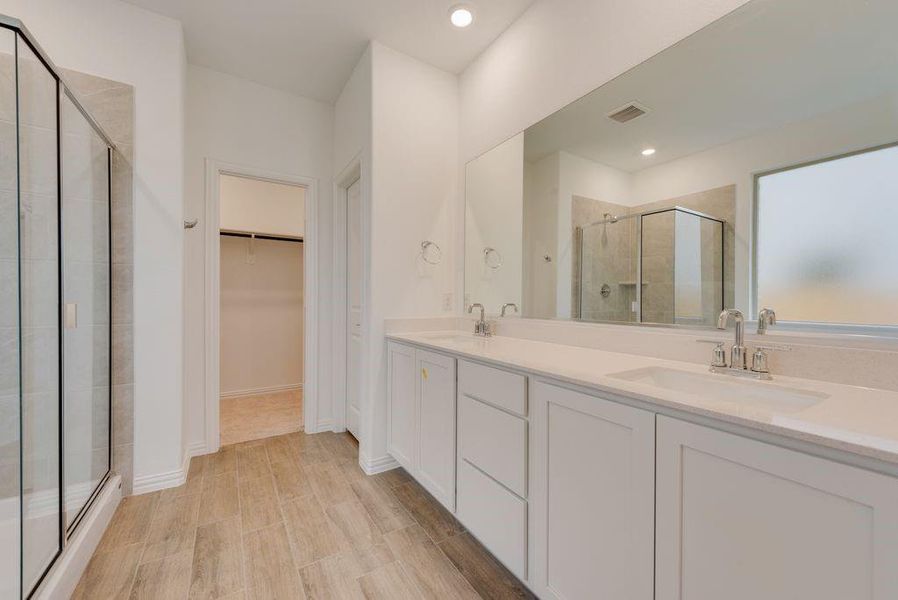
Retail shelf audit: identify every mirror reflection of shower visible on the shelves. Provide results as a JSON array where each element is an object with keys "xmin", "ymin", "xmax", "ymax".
[{"xmin": 575, "ymin": 206, "xmax": 726, "ymax": 327}]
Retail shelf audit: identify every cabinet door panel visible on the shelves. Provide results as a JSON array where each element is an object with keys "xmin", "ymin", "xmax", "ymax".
[
  {"xmin": 531, "ymin": 381, "xmax": 655, "ymax": 600},
  {"xmin": 656, "ymin": 416, "xmax": 898, "ymax": 600},
  {"xmin": 416, "ymin": 349, "xmax": 457, "ymax": 511},
  {"xmin": 387, "ymin": 342, "xmax": 416, "ymax": 472}
]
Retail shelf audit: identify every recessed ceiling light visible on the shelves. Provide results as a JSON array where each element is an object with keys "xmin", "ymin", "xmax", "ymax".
[
  {"xmin": 641, "ymin": 148, "xmax": 656, "ymax": 156},
  {"xmin": 449, "ymin": 5, "xmax": 474, "ymax": 28}
]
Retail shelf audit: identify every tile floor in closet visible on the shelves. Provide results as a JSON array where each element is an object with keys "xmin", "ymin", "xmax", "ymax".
[{"xmin": 220, "ymin": 389, "xmax": 304, "ymax": 446}]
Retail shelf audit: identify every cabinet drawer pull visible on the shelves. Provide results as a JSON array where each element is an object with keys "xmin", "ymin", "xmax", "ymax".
[{"xmin": 422, "ymin": 367, "xmax": 428, "ymax": 380}]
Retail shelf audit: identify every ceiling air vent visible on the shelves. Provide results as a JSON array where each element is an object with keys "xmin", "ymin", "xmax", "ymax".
[{"xmin": 607, "ymin": 102, "xmax": 649, "ymax": 123}]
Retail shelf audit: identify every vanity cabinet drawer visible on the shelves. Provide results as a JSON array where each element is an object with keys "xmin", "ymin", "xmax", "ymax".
[
  {"xmin": 459, "ymin": 394, "xmax": 527, "ymax": 497},
  {"xmin": 457, "ymin": 459, "xmax": 528, "ymax": 581},
  {"xmin": 458, "ymin": 359, "xmax": 527, "ymax": 416}
]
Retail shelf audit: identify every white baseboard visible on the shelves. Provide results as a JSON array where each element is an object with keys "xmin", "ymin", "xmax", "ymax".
[
  {"xmin": 34, "ymin": 475, "xmax": 122, "ymax": 600},
  {"xmin": 304, "ymin": 418, "xmax": 333, "ymax": 434},
  {"xmin": 132, "ymin": 455, "xmax": 189, "ymax": 495},
  {"xmin": 220, "ymin": 383, "xmax": 302, "ymax": 399},
  {"xmin": 360, "ymin": 452, "xmax": 400, "ymax": 475},
  {"xmin": 187, "ymin": 440, "xmax": 208, "ymax": 458}
]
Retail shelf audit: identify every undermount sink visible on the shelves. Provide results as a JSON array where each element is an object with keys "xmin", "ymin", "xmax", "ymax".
[{"xmin": 609, "ymin": 366, "xmax": 828, "ymax": 414}]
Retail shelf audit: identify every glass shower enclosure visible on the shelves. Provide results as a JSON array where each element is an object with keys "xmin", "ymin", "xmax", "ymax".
[
  {"xmin": 575, "ymin": 206, "xmax": 725, "ymax": 327},
  {"xmin": 1, "ymin": 17, "xmax": 113, "ymax": 599}
]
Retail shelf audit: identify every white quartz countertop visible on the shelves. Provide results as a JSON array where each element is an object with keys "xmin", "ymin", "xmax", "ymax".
[{"xmin": 386, "ymin": 330, "xmax": 898, "ymax": 468}]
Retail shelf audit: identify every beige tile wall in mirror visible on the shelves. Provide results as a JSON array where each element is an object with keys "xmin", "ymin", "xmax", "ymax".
[{"xmin": 463, "ymin": 0, "xmax": 898, "ymax": 331}]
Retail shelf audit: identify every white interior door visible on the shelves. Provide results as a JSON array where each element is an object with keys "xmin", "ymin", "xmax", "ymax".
[{"xmin": 346, "ymin": 178, "xmax": 362, "ymax": 438}]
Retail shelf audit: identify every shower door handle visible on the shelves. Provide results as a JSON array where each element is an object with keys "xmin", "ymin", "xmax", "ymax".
[{"xmin": 65, "ymin": 303, "xmax": 78, "ymax": 329}]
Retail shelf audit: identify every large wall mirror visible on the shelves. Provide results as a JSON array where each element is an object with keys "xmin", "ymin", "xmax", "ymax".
[{"xmin": 464, "ymin": 0, "xmax": 898, "ymax": 331}]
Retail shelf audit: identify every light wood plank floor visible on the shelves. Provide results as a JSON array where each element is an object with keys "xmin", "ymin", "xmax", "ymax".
[
  {"xmin": 74, "ymin": 431, "xmax": 535, "ymax": 599},
  {"xmin": 220, "ymin": 389, "xmax": 303, "ymax": 446}
]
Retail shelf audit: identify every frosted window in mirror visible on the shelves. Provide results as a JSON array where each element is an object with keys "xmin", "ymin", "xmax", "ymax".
[{"xmin": 756, "ymin": 145, "xmax": 898, "ymax": 326}]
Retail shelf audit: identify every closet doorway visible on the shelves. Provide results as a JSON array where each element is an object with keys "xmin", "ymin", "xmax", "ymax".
[
  {"xmin": 204, "ymin": 164, "xmax": 317, "ymax": 451},
  {"xmin": 219, "ymin": 174, "xmax": 305, "ymax": 444}
]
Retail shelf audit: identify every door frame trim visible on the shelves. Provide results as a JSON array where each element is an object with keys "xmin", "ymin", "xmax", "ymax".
[
  {"xmin": 203, "ymin": 158, "xmax": 318, "ymax": 452},
  {"xmin": 332, "ymin": 153, "xmax": 366, "ymax": 437}
]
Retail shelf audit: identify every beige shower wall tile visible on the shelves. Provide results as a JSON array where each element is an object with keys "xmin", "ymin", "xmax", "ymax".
[
  {"xmin": 112, "ymin": 384, "xmax": 133, "ymax": 446},
  {"xmin": 114, "ymin": 442, "xmax": 133, "ymax": 495},
  {"xmin": 112, "ymin": 262, "xmax": 133, "ymax": 325},
  {"xmin": 113, "ymin": 324, "xmax": 133, "ymax": 386}
]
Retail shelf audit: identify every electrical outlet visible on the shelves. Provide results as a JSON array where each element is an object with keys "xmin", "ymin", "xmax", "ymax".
[{"xmin": 442, "ymin": 292, "xmax": 453, "ymax": 312}]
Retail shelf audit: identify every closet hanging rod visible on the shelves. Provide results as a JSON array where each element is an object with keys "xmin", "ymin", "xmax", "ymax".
[{"xmin": 219, "ymin": 231, "xmax": 304, "ymax": 244}]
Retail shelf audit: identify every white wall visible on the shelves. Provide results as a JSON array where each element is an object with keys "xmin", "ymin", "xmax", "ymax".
[
  {"xmin": 334, "ymin": 46, "xmax": 372, "ymax": 179},
  {"xmin": 332, "ymin": 46, "xmax": 372, "ymax": 438},
  {"xmin": 0, "ymin": 0, "xmax": 188, "ymax": 484},
  {"xmin": 220, "ymin": 236, "xmax": 304, "ymax": 396},
  {"xmin": 220, "ymin": 175, "xmax": 305, "ymax": 238},
  {"xmin": 523, "ymin": 153, "xmax": 559, "ymax": 317},
  {"xmin": 464, "ymin": 133, "xmax": 523, "ymax": 313},
  {"xmin": 363, "ymin": 42, "xmax": 458, "ymax": 469},
  {"xmin": 184, "ymin": 64, "xmax": 333, "ymax": 450},
  {"xmin": 459, "ymin": 0, "xmax": 751, "ymax": 162}
]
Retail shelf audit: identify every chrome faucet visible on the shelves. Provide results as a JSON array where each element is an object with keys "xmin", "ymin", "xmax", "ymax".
[
  {"xmin": 757, "ymin": 307, "xmax": 777, "ymax": 334},
  {"xmin": 501, "ymin": 303, "xmax": 518, "ymax": 317},
  {"xmin": 468, "ymin": 303, "xmax": 492, "ymax": 337},
  {"xmin": 717, "ymin": 309, "xmax": 747, "ymax": 370},
  {"xmin": 708, "ymin": 307, "xmax": 787, "ymax": 380}
]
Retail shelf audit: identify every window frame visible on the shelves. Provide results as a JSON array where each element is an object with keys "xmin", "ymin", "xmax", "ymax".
[{"xmin": 751, "ymin": 141, "xmax": 898, "ymax": 336}]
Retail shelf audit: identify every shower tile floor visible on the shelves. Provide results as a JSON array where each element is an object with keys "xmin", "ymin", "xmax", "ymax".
[
  {"xmin": 220, "ymin": 389, "xmax": 303, "ymax": 446},
  {"xmin": 73, "ymin": 431, "xmax": 534, "ymax": 599}
]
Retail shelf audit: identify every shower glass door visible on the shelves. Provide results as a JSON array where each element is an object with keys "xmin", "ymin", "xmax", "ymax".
[
  {"xmin": 61, "ymin": 92, "xmax": 111, "ymax": 532},
  {"xmin": 17, "ymin": 34, "xmax": 62, "ymax": 594},
  {"xmin": 640, "ymin": 208, "xmax": 724, "ymax": 327},
  {"xmin": 0, "ymin": 19, "xmax": 113, "ymax": 597},
  {"xmin": 576, "ymin": 218, "xmax": 639, "ymax": 323},
  {"xmin": 0, "ymin": 26, "xmax": 21, "ymax": 600}
]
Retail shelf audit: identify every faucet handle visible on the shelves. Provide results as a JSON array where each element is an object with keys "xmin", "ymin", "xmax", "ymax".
[
  {"xmin": 711, "ymin": 343, "xmax": 728, "ymax": 368},
  {"xmin": 750, "ymin": 344, "xmax": 790, "ymax": 375},
  {"xmin": 751, "ymin": 348, "xmax": 770, "ymax": 374}
]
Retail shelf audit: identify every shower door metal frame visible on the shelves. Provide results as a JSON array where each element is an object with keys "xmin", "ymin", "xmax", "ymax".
[{"xmin": 1, "ymin": 14, "xmax": 117, "ymax": 599}]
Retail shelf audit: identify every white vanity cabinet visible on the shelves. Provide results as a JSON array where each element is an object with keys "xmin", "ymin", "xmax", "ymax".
[
  {"xmin": 656, "ymin": 416, "xmax": 898, "ymax": 600},
  {"xmin": 529, "ymin": 380, "xmax": 656, "ymax": 600},
  {"xmin": 456, "ymin": 360, "xmax": 530, "ymax": 581},
  {"xmin": 388, "ymin": 335, "xmax": 898, "ymax": 600},
  {"xmin": 386, "ymin": 341, "xmax": 457, "ymax": 511}
]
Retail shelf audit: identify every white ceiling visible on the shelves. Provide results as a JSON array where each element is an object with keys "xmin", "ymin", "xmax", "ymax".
[
  {"xmin": 122, "ymin": 0, "xmax": 535, "ymax": 103},
  {"xmin": 523, "ymin": 0, "xmax": 898, "ymax": 173}
]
